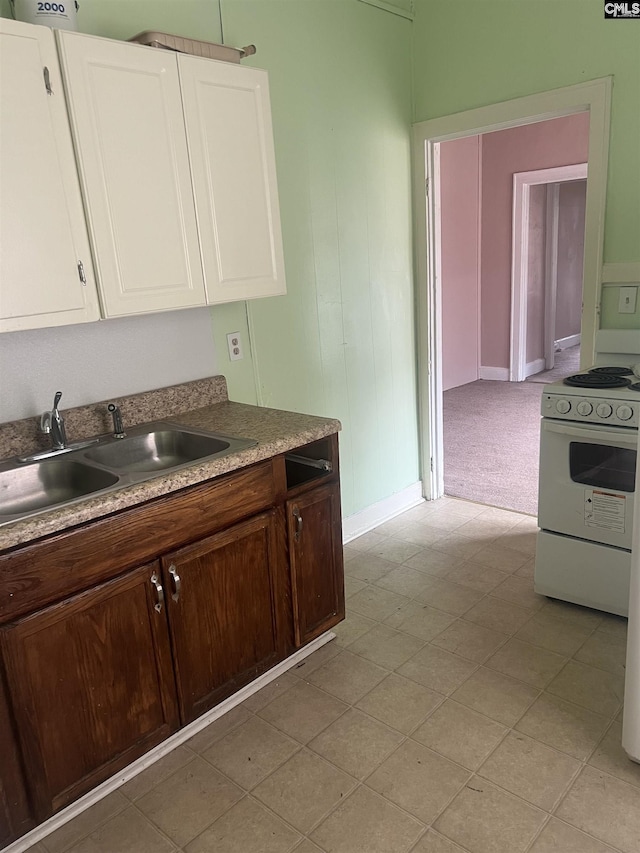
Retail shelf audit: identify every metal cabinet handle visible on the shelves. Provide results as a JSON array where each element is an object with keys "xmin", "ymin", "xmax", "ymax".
[
  {"xmin": 293, "ymin": 507, "xmax": 303, "ymax": 541},
  {"xmin": 168, "ymin": 563, "xmax": 181, "ymax": 603},
  {"xmin": 150, "ymin": 572, "xmax": 164, "ymax": 612},
  {"xmin": 43, "ymin": 66, "xmax": 53, "ymax": 95}
]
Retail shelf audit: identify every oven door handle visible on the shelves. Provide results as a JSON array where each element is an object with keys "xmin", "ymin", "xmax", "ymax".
[{"xmin": 543, "ymin": 420, "xmax": 639, "ymax": 446}]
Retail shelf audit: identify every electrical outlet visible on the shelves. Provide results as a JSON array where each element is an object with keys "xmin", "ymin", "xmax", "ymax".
[
  {"xmin": 618, "ymin": 286, "xmax": 638, "ymax": 314},
  {"xmin": 226, "ymin": 332, "xmax": 244, "ymax": 361}
]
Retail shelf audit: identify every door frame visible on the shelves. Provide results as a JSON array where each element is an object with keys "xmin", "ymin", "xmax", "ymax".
[
  {"xmin": 412, "ymin": 77, "xmax": 611, "ymax": 500},
  {"xmin": 510, "ymin": 163, "xmax": 588, "ymax": 381}
]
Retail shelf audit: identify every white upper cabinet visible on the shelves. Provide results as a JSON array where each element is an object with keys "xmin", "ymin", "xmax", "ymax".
[
  {"xmin": 56, "ymin": 31, "xmax": 207, "ymax": 317},
  {"xmin": 0, "ymin": 25, "xmax": 286, "ymax": 330},
  {"xmin": 178, "ymin": 55, "xmax": 286, "ymax": 303},
  {"xmin": 0, "ymin": 19, "xmax": 100, "ymax": 333}
]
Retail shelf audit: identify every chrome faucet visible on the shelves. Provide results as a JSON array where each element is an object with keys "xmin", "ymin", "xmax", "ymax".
[
  {"xmin": 18, "ymin": 390, "xmax": 100, "ymax": 463},
  {"xmin": 107, "ymin": 403, "xmax": 126, "ymax": 439},
  {"xmin": 41, "ymin": 391, "xmax": 67, "ymax": 451}
]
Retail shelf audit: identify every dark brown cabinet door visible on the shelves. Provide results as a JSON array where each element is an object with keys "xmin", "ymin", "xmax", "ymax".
[
  {"xmin": 287, "ymin": 483, "xmax": 345, "ymax": 646},
  {"xmin": 162, "ymin": 510, "xmax": 287, "ymax": 723},
  {"xmin": 0, "ymin": 563, "xmax": 179, "ymax": 821},
  {"xmin": 0, "ymin": 668, "xmax": 33, "ymax": 846}
]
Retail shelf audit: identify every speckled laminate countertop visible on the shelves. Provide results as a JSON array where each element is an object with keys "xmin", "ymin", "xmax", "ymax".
[{"xmin": 0, "ymin": 379, "xmax": 341, "ymax": 551}]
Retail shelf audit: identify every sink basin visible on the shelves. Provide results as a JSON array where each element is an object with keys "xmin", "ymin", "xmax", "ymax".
[
  {"xmin": 0, "ymin": 422, "xmax": 257, "ymax": 527},
  {"xmin": 84, "ymin": 428, "xmax": 238, "ymax": 473},
  {"xmin": 0, "ymin": 459, "xmax": 119, "ymax": 520}
]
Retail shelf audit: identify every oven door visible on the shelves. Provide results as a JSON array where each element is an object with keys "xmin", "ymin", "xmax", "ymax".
[{"xmin": 538, "ymin": 418, "xmax": 637, "ymax": 549}]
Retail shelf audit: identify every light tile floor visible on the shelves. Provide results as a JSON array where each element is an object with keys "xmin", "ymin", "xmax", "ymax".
[{"xmin": 30, "ymin": 497, "xmax": 640, "ymax": 853}]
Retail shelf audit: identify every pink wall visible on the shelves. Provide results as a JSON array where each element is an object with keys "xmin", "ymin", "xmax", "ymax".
[
  {"xmin": 556, "ymin": 180, "xmax": 587, "ymax": 341},
  {"xmin": 440, "ymin": 135, "xmax": 480, "ymax": 391},
  {"xmin": 480, "ymin": 112, "xmax": 590, "ymax": 369}
]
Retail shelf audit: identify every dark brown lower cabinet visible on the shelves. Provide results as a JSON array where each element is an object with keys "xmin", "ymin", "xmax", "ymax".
[
  {"xmin": 0, "ymin": 437, "xmax": 345, "ymax": 845},
  {"xmin": 0, "ymin": 563, "xmax": 179, "ymax": 821},
  {"xmin": 287, "ymin": 482, "xmax": 345, "ymax": 646},
  {"xmin": 0, "ymin": 516, "xmax": 289, "ymax": 825},
  {"xmin": 161, "ymin": 510, "xmax": 288, "ymax": 723}
]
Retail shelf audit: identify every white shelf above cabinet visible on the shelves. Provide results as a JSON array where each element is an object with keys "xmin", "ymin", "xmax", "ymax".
[{"xmin": 0, "ymin": 19, "xmax": 100, "ymax": 333}]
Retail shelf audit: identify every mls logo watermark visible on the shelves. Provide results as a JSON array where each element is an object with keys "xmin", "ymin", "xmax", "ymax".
[{"xmin": 604, "ymin": 2, "xmax": 640, "ymax": 17}]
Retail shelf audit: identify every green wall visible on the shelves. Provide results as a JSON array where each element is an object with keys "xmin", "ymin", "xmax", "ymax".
[
  {"xmin": 216, "ymin": 0, "xmax": 419, "ymax": 516},
  {"xmin": 412, "ymin": 0, "xmax": 640, "ymax": 332}
]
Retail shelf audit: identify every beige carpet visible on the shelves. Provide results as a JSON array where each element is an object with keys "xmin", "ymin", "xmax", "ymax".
[
  {"xmin": 525, "ymin": 344, "xmax": 581, "ymax": 384},
  {"xmin": 443, "ymin": 380, "xmax": 542, "ymax": 516},
  {"xmin": 443, "ymin": 348, "xmax": 581, "ymax": 515}
]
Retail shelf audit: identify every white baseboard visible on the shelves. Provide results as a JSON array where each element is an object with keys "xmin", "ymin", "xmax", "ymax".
[
  {"xmin": 4, "ymin": 632, "xmax": 336, "ymax": 853},
  {"xmin": 478, "ymin": 366, "xmax": 509, "ymax": 381},
  {"xmin": 343, "ymin": 481, "xmax": 424, "ymax": 543},
  {"xmin": 525, "ymin": 357, "xmax": 546, "ymax": 377},
  {"xmin": 555, "ymin": 334, "xmax": 580, "ymax": 350}
]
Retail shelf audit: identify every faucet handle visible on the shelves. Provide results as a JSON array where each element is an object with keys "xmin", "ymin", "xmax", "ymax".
[
  {"xmin": 107, "ymin": 403, "xmax": 126, "ymax": 438},
  {"xmin": 53, "ymin": 390, "xmax": 62, "ymax": 411}
]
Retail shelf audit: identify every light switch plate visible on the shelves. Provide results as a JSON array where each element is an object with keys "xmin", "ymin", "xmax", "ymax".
[
  {"xmin": 618, "ymin": 286, "xmax": 638, "ymax": 314},
  {"xmin": 226, "ymin": 332, "xmax": 243, "ymax": 361}
]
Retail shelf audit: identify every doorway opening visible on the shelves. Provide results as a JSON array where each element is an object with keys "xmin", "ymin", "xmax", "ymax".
[
  {"xmin": 413, "ymin": 78, "xmax": 612, "ymax": 512},
  {"xmin": 511, "ymin": 164, "xmax": 588, "ymax": 384},
  {"xmin": 438, "ymin": 124, "xmax": 589, "ymax": 515}
]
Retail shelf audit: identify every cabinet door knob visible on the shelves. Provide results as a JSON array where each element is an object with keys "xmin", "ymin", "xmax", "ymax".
[
  {"xmin": 150, "ymin": 572, "xmax": 165, "ymax": 612},
  {"xmin": 293, "ymin": 507, "xmax": 303, "ymax": 541},
  {"xmin": 168, "ymin": 563, "xmax": 182, "ymax": 603}
]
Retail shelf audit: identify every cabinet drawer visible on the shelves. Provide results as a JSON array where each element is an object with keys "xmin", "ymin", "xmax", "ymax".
[{"xmin": 0, "ymin": 460, "xmax": 276, "ymax": 621}]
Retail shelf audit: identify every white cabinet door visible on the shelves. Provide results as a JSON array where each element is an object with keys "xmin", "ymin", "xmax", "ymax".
[
  {"xmin": 56, "ymin": 32, "xmax": 206, "ymax": 317},
  {"xmin": 178, "ymin": 56, "xmax": 286, "ymax": 303},
  {"xmin": 0, "ymin": 20, "xmax": 99, "ymax": 333}
]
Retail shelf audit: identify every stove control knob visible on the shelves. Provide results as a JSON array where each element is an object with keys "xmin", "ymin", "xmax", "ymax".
[
  {"xmin": 577, "ymin": 401, "xmax": 593, "ymax": 416},
  {"xmin": 616, "ymin": 405, "xmax": 633, "ymax": 421},
  {"xmin": 556, "ymin": 399, "xmax": 571, "ymax": 414},
  {"xmin": 596, "ymin": 403, "xmax": 613, "ymax": 419}
]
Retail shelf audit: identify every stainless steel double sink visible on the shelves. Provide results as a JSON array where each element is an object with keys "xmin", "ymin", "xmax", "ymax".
[{"xmin": 0, "ymin": 423, "xmax": 257, "ymax": 527}]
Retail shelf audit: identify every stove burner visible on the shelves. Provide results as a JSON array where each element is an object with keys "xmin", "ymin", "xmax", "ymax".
[
  {"xmin": 629, "ymin": 383, "xmax": 640, "ymax": 392},
  {"xmin": 563, "ymin": 373, "xmax": 632, "ymax": 389},
  {"xmin": 589, "ymin": 366, "xmax": 634, "ymax": 376}
]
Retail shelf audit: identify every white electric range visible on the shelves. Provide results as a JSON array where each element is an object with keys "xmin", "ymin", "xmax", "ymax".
[{"xmin": 534, "ymin": 335, "xmax": 640, "ymax": 616}]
